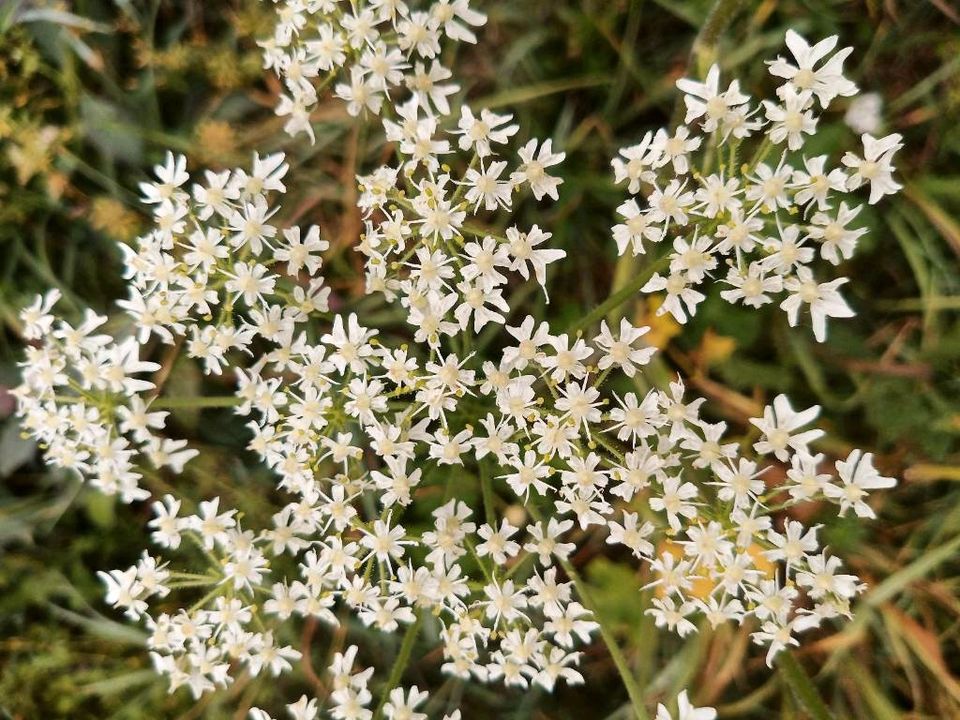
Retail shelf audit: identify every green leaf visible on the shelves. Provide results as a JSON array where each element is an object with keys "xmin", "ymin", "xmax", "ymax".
[
  {"xmin": 777, "ymin": 651, "xmax": 836, "ymax": 720},
  {"xmin": 83, "ymin": 489, "xmax": 116, "ymax": 529},
  {"xmin": 79, "ymin": 94, "xmax": 144, "ymax": 165},
  {"xmin": 585, "ymin": 557, "xmax": 644, "ymax": 634},
  {"xmin": 78, "ymin": 669, "xmax": 157, "ymax": 697},
  {"xmin": 475, "ymin": 76, "xmax": 613, "ymax": 110},
  {"xmin": 867, "ymin": 534, "xmax": 960, "ymax": 607},
  {"xmin": 0, "ymin": 419, "xmax": 36, "ymax": 477}
]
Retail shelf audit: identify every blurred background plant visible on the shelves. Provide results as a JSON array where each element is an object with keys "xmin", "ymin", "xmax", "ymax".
[{"xmin": 1, "ymin": 0, "xmax": 959, "ymax": 718}]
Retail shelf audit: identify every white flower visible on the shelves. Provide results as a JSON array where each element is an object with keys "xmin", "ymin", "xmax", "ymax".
[
  {"xmin": 745, "ymin": 161, "xmax": 793, "ymax": 212},
  {"xmin": 593, "ymin": 318, "xmax": 655, "ymax": 376},
  {"xmin": 693, "ymin": 173, "xmax": 741, "ymax": 219},
  {"xmin": 98, "ymin": 567, "xmax": 147, "ymax": 619},
  {"xmin": 764, "ymin": 520, "xmax": 819, "ymax": 572},
  {"xmin": 607, "ymin": 512, "xmax": 654, "ymax": 558},
  {"xmin": 506, "ymin": 225, "xmax": 566, "ymax": 300},
  {"xmin": 481, "ymin": 579, "xmax": 528, "ymax": 627},
  {"xmin": 791, "ymin": 155, "xmax": 848, "ymax": 210},
  {"xmin": 511, "ymin": 138, "xmax": 565, "ymax": 201},
  {"xmin": 612, "ymin": 131, "xmax": 659, "ymax": 192},
  {"xmin": 655, "ymin": 690, "xmax": 717, "ymax": 720},
  {"xmin": 647, "ymin": 179, "xmax": 695, "ymax": 226},
  {"xmin": 844, "ymin": 92, "xmax": 883, "ymax": 134},
  {"xmin": 767, "ymin": 30, "xmax": 857, "ymax": 108},
  {"xmin": 763, "ymin": 85, "xmax": 817, "ymax": 150},
  {"xmin": 720, "ymin": 264, "xmax": 783, "ymax": 308},
  {"xmin": 827, "ymin": 449, "xmax": 896, "ymax": 518},
  {"xmin": 224, "ymin": 262, "xmax": 277, "ymax": 306},
  {"xmin": 641, "ymin": 271, "xmax": 705, "ymax": 324},
  {"xmin": 780, "ymin": 267, "xmax": 855, "ymax": 342},
  {"xmin": 322, "ymin": 313, "xmax": 378, "ymax": 374},
  {"xmin": 20, "ymin": 289, "xmax": 61, "ymax": 340},
  {"xmin": 613, "ymin": 198, "xmax": 664, "ymax": 255},
  {"xmin": 752, "ymin": 616, "xmax": 803, "ymax": 666},
  {"xmin": 750, "ymin": 394, "xmax": 824, "ymax": 461},
  {"xmin": 140, "ymin": 151, "xmax": 189, "ymax": 206},
  {"xmin": 796, "ymin": 551, "xmax": 863, "ymax": 600},
  {"xmin": 461, "ymin": 160, "xmax": 512, "ymax": 211},
  {"xmin": 540, "ymin": 333, "xmax": 592, "ymax": 383},
  {"xmin": 275, "ymin": 225, "xmax": 328, "ymax": 276},
  {"xmin": 649, "ymin": 475, "xmax": 699, "ymax": 531},
  {"xmin": 12, "ymin": 13, "xmax": 902, "ymax": 710},
  {"xmin": 286, "ymin": 695, "xmax": 319, "ymax": 720},
  {"xmin": 676, "ymin": 64, "xmax": 750, "ymax": 132},
  {"xmin": 476, "ymin": 520, "xmax": 521, "ymax": 564},
  {"xmin": 383, "ymin": 686, "xmax": 428, "ymax": 720},
  {"xmin": 148, "ymin": 494, "xmax": 183, "ymax": 549},
  {"xmin": 808, "ymin": 201, "xmax": 867, "ymax": 265},
  {"xmin": 335, "ymin": 66, "xmax": 385, "ymax": 116},
  {"xmin": 652, "ymin": 125, "xmax": 701, "ymax": 174},
  {"xmin": 647, "ymin": 596, "xmax": 698, "ymax": 637},
  {"xmin": 455, "ymin": 106, "xmax": 518, "ymax": 157},
  {"xmin": 843, "ymin": 132, "xmax": 903, "ymax": 204},
  {"xmin": 432, "ymin": 0, "xmax": 486, "ymax": 43}
]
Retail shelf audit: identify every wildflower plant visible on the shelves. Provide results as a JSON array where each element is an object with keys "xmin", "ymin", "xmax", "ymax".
[
  {"xmin": 9, "ymin": 4, "xmax": 904, "ymax": 719},
  {"xmin": 261, "ymin": 0, "xmax": 486, "ymax": 139},
  {"xmin": 612, "ymin": 31, "xmax": 903, "ymax": 341}
]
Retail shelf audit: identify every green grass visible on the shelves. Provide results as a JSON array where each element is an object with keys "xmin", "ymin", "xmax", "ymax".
[{"xmin": 2, "ymin": 0, "xmax": 960, "ymax": 718}]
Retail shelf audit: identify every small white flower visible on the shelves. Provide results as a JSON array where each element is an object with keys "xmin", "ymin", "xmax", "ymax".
[
  {"xmin": 827, "ymin": 450, "xmax": 896, "ymax": 518},
  {"xmin": 655, "ymin": 690, "xmax": 717, "ymax": 720}
]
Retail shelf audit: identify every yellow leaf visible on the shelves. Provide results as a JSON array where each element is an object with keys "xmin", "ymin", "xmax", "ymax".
[
  {"xmin": 634, "ymin": 295, "xmax": 681, "ymax": 349},
  {"xmin": 698, "ymin": 328, "xmax": 737, "ymax": 367}
]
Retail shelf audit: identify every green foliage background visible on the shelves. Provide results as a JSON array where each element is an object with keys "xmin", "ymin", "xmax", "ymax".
[{"xmin": 1, "ymin": 0, "xmax": 959, "ymax": 718}]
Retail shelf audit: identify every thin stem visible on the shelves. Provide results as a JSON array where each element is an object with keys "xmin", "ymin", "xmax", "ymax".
[
  {"xmin": 559, "ymin": 556, "xmax": 649, "ymax": 720},
  {"xmin": 522, "ymin": 502, "xmax": 647, "ymax": 719},
  {"xmin": 670, "ymin": 0, "xmax": 747, "ymax": 127},
  {"xmin": 606, "ymin": 252, "xmax": 641, "ymax": 328},
  {"xmin": 188, "ymin": 583, "xmax": 225, "ymax": 615},
  {"xmin": 479, "ymin": 459, "xmax": 497, "ymax": 528},
  {"xmin": 690, "ymin": 0, "xmax": 747, "ymax": 77},
  {"xmin": 567, "ymin": 255, "xmax": 669, "ymax": 336},
  {"xmin": 465, "ymin": 537, "xmax": 496, "ymax": 585},
  {"xmin": 776, "ymin": 650, "xmax": 836, "ymax": 720},
  {"xmin": 591, "ymin": 429, "xmax": 626, "ymax": 465},
  {"xmin": 373, "ymin": 614, "xmax": 422, "ymax": 720},
  {"xmin": 150, "ymin": 395, "xmax": 242, "ymax": 410}
]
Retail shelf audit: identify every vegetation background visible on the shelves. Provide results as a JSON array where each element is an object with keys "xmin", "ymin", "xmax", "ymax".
[{"xmin": 0, "ymin": 0, "xmax": 958, "ymax": 718}]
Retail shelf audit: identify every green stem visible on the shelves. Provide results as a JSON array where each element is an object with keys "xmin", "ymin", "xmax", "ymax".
[
  {"xmin": 567, "ymin": 255, "xmax": 669, "ymax": 336},
  {"xmin": 748, "ymin": 136, "xmax": 774, "ymax": 169},
  {"xmin": 150, "ymin": 395, "xmax": 242, "ymax": 410},
  {"xmin": 671, "ymin": 0, "xmax": 747, "ymax": 127},
  {"xmin": 465, "ymin": 537, "xmax": 496, "ymax": 585},
  {"xmin": 374, "ymin": 614, "xmax": 422, "ymax": 720},
  {"xmin": 690, "ymin": 0, "xmax": 747, "ymax": 77},
  {"xmin": 187, "ymin": 583, "xmax": 225, "ymax": 615},
  {"xmin": 479, "ymin": 459, "xmax": 497, "ymax": 528},
  {"xmin": 776, "ymin": 650, "xmax": 836, "ymax": 720},
  {"xmin": 606, "ymin": 252, "xmax": 641, "ymax": 328},
  {"xmin": 560, "ymin": 556, "xmax": 649, "ymax": 720},
  {"xmin": 591, "ymin": 430, "xmax": 626, "ymax": 464},
  {"xmin": 523, "ymin": 503, "xmax": 647, "ymax": 718}
]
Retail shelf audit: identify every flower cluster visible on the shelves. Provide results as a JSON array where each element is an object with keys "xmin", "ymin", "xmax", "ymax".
[
  {"xmin": 355, "ymin": 96, "xmax": 567, "ymax": 340},
  {"xmin": 10, "ymin": 16, "xmax": 901, "ymax": 720},
  {"xmin": 656, "ymin": 690, "xmax": 716, "ymax": 720},
  {"xmin": 12, "ymin": 290, "xmax": 191, "ymax": 502},
  {"xmin": 120, "ymin": 150, "xmax": 336, "ymax": 374},
  {"xmin": 611, "ymin": 31, "xmax": 902, "ymax": 340},
  {"xmin": 260, "ymin": 0, "xmax": 486, "ymax": 139},
  {"xmin": 249, "ymin": 647, "xmax": 458, "ymax": 720},
  {"xmin": 91, "ymin": 264, "xmax": 894, "ymax": 703}
]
